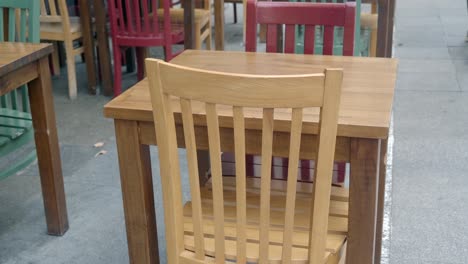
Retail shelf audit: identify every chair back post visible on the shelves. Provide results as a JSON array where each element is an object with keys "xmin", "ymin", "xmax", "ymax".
[{"xmin": 147, "ymin": 58, "xmax": 344, "ymax": 263}]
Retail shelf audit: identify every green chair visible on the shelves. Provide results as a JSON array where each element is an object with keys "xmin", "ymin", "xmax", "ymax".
[{"xmin": 0, "ymin": 0, "xmax": 40, "ymax": 180}]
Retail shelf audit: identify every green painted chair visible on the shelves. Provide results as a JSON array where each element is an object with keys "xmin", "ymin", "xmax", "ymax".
[
  {"xmin": 294, "ymin": 0, "xmax": 376, "ymax": 57},
  {"xmin": 0, "ymin": 0, "xmax": 40, "ymax": 180}
]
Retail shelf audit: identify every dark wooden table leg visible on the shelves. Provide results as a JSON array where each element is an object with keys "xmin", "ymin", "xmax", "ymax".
[
  {"xmin": 28, "ymin": 57, "xmax": 68, "ymax": 236},
  {"xmin": 346, "ymin": 138, "xmax": 381, "ymax": 264},
  {"xmin": 385, "ymin": 0, "xmax": 396, "ymax": 58},
  {"xmin": 115, "ymin": 120, "xmax": 159, "ymax": 264},
  {"xmin": 78, "ymin": 0, "xmax": 98, "ymax": 94},
  {"xmin": 374, "ymin": 138, "xmax": 388, "ymax": 264},
  {"xmin": 214, "ymin": 0, "xmax": 225, "ymax": 50},
  {"xmin": 376, "ymin": 0, "xmax": 389, "ymax": 58},
  {"xmin": 94, "ymin": 0, "xmax": 114, "ymax": 96},
  {"xmin": 184, "ymin": 0, "xmax": 196, "ymax": 49}
]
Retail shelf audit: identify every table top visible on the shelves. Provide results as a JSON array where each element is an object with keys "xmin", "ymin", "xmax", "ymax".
[
  {"xmin": 104, "ymin": 50, "xmax": 398, "ymax": 139},
  {"xmin": 0, "ymin": 42, "xmax": 53, "ymax": 77}
]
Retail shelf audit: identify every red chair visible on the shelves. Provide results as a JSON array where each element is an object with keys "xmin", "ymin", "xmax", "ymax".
[
  {"xmin": 243, "ymin": 0, "xmax": 355, "ymax": 184},
  {"xmin": 108, "ymin": 0, "xmax": 184, "ymax": 96}
]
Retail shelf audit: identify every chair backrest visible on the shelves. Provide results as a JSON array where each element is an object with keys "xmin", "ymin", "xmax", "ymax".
[
  {"xmin": 0, "ymin": 0, "xmax": 39, "ymax": 112},
  {"xmin": 246, "ymin": 0, "xmax": 355, "ymax": 56},
  {"xmin": 108, "ymin": 0, "xmax": 172, "ymax": 38},
  {"xmin": 146, "ymin": 58, "xmax": 343, "ymax": 263},
  {"xmin": 39, "ymin": 0, "xmax": 70, "ymax": 23}
]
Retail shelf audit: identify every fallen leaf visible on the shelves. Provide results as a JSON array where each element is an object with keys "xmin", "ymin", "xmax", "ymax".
[
  {"xmin": 94, "ymin": 150, "xmax": 107, "ymax": 157},
  {"xmin": 94, "ymin": 142, "xmax": 105, "ymax": 148}
]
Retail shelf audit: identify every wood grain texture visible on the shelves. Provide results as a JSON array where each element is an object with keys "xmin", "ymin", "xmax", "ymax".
[
  {"xmin": 93, "ymin": 0, "xmax": 113, "ymax": 96},
  {"xmin": 28, "ymin": 57, "xmax": 68, "ymax": 235},
  {"xmin": 374, "ymin": 138, "xmax": 388, "ymax": 264},
  {"xmin": 77, "ymin": 0, "xmax": 97, "ymax": 94},
  {"xmin": 0, "ymin": 42, "xmax": 52, "ymax": 76},
  {"xmin": 104, "ymin": 50, "xmax": 398, "ymax": 139},
  {"xmin": 114, "ymin": 119, "xmax": 159, "ymax": 264},
  {"xmin": 0, "ymin": 62, "xmax": 38, "ymax": 96},
  {"xmin": 214, "ymin": 0, "xmax": 225, "ymax": 50},
  {"xmin": 346, "ymin": 138, "xmax": 380, "ymax": 264}
]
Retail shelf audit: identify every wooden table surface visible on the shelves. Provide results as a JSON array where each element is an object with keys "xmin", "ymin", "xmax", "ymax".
[
  {"xmin": 104, "ymin": 50, "xmax": 397, "ymax": 264},
  {"xmin": 0, "ymin": 42, "xmax": 68, "ymax": 235},
  {"xmin": 105, "ymin": 50, "xmax": 397, "ymax": 138}
]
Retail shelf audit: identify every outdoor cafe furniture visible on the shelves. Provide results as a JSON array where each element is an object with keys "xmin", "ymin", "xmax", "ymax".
[
  {"xmin": 145, "ymin": 59, "xmax": 346, "ymax": 262},
  {"xmin": 39, "ymin": 0, "xmax": 97, "ymax": 99},
  {"xmin": 0, "ymin": 42, "xmax": 68, "ymax": 236},
  {"xmin": 104, "ymin": 49, "xmax": 397, "ymax": 264}
]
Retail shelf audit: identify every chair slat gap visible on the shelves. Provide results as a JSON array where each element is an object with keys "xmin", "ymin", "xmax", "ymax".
[
  {"xmin": 116, "ymin": 0, "xmax": 126, "ymax": 32},
  {"xmin": 233, "ymin": 106, "xmax": 247, "ymax": 264},
  {"xmin": 142, "ymin": 0, "xmax": 150, "ymax": 33},
  {"xmin": 152, "ymin": 0, "xmax": 159, "ymax": 35},
  {"xmin": 10, "ymin": 90, "xmax": 18, "ymax": 110},
  {"xmin": 259, "ymin": 108, "xmax": 274, "ymax": 262},
  {"xmin": 40, "ymin": 0, "xmax": 47, "ymax": 16},
  {"xmin": 20, "ymin": 85, "xmax": 29, "ymax": 112},
  {"xmin": 124, "ymin": 0, "xmax": 134, "ymax": 33},
  {"xmin": 266, "ymin": 24, "xmax": 278, "ymax": 53},
  {"xmin": 205, "ymin": 103, "xmax": 226, "ymax": 263},
  {"xmin": 180, "ymin": 98, "xmax": 206, "ymax": 260},
  {"xmin": 284, "ymin": 24, "xmax": 295, "ymax": 54},
  {"xmin": 280, "ymin": 108, "xmax": 303, "ymax": 263},
  {"xmin": 303, "ymin": 25, "xmax": 315, "ymax": 55},
  {"xmin": 323, "ymin": 25, "xmax": 334, "ymax": 55}
]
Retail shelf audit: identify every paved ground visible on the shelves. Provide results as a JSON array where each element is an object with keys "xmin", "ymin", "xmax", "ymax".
[{"xmin": 1, "ymin": 0, "xmax": 468, "ymax": 263}]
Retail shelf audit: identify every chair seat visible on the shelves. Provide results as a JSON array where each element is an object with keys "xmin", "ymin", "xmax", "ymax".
[
  {"xmin": 40, "ymin": 16, "xmax": 83, "ymax": 34},
  {"xmin": 360, "ymin": 13, "xmax": 378, "ymax": 30},
  {"xmin": 156, "ymin": 8, "xmax": 210, "ymax": 26},
  {"xmin": 182, "ymin": 176, "xmax": 348, "ymax": 263}
]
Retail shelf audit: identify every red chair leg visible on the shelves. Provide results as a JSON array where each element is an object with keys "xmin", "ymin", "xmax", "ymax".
[{"xmin": 112, "ymin": 44, "xmax": 122, "ymax": 96}]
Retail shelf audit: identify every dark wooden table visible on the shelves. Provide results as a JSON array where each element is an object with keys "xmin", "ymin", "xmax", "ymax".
[
  {"xmin": 0, "ymin": 42, "xmax": 68, "ymax": 235},
  {"xmin": 104, "ymin": 50, "xmax": 398, "ymax": 264}
]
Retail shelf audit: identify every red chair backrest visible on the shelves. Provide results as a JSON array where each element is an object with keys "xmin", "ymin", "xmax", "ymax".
[
  {"xmin": 107, "ymin": 0, "xmax": 172, "ymax": 39},
  {"xmin": 245, "ymin": 0, "xmax": 355, "ymax": 55}
]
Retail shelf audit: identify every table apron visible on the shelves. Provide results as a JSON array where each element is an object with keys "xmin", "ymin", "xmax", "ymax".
[
  {"xmin": 0, "ymin": 62, "xmax": 38, "ymax": 96},
  {"xmin": 138, "ymin": 120, "xmax": 351, "ymax": 162}
]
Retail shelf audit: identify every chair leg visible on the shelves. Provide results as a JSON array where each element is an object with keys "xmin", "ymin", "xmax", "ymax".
[
  {"xmin": 164, "ymin": 44, "xmax": 173, "ymax": 61},
  {"xmin": 205, "ymin": 21, "xmax": 212, "ymax": 50},
  {"xmin": 51, "ymin": 42, "xmax": 61, "ymax": 76},
  {"xmin": 136, "ymin": 47, "xmax": 148, "ymax": 81},
  {"xmin": 195, "ymin": 23, "xmax": 202, "ymax": 50},
  {"xmin": 64, "ymin": 39, "xmax": 78, "ymax": 99},
  {"xmin": 112, "ymin": 44, "xmax": 122, "ymax": 96},
  {"xmin": 233, "ymin": 3, "xmax": 237, "ymax": 24}
]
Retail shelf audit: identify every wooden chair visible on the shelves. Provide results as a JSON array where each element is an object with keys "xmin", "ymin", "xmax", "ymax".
[
  {"xmin": 146, "ymin": 58, "xmax": 348, "ymax": 263},
  {"xmin": 39, "ymin": 0, "xmax": 95, "ymax": 99},
  {"xmin": 108, "ymin": 0, "xmax": 211, "ymax": 96},
  {"xmin": 0, "ymin": 0, "xmax": 40, "ymax": 179},
  {"xmin": 161, "ymin": 0, "xmax": 212, "ymax": 50}
]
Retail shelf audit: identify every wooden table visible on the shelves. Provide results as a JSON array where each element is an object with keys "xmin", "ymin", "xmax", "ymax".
[
  {"xmin": 104, "ymin": 50, "xmax": 397, "ymax": 264},
  {"xmin": 0, "ymin": 43, "xmax": 68, "ymax": 235}
]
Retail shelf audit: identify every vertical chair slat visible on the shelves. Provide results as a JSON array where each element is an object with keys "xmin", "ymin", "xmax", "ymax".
[
  {"xmin": 180, "ymin": 98, "xmax": 205, "ymax": 260},
  {"xmin": 116, "ymin": 0, "xmax": 126, "ymax": 32},
  {"xmin": 40, "ymin": 0, "xmax": 47, "ymax": 15},
  {"xmin": 308, "ymin": 69, "xmax": 343, "ymax": 263},
  {"xmin": 281, "ymin": 108, "xmax": 303, "ymax": 263},
  {"xmin": 48, "ymin": 0, "xmax": 58, "ymax": 16},
  {"xmin": 303, "ymin": 25, "xmax": 315, "ymax": 54},
  {"xmin": 8, "ymin": 8, "xmax": 16, "ymax": 41},
  {"xmin": 343, "ymin": 2, "xmax": 356, "ymax": 56},
  {"xmin": 284, "ymin": 24, "xmax": 296, "ymax": 54},
  {"xmin": 19, "ymin": 9, "xmax": 26, "ymax": 42},
  {"xmin": 233, "ymin": 106, "xmax": 247, "ymax": 264},
  {"xmin": 205, "ymin": 102, "xmax": 226, "ymax": 263},
  {"xmin": 20, "ymin": 86, "xmax": 29, "ymax": 112},
  {"xmin": 259, "ymin": 108, "xmax": 274, "ymax": 262},
  {"xmin": 133, "ymin": 0, "xmax": 141, "ymax": 33},
  {"xmin": 0, "ymin": 8, "xmax": 4, "ymax": 41},
  {"xmin": 323, "ymin": 25, "xmax": 334, "ymax": 55},
  {"xmin": 152, "ymin": 0, "xmax": 160, "ymax": 35},
  {"xmin": 10, "ymin": 90, "xmax": 18, "ymax": 110},
  {"xmin": 142, "ymin": 0, "xmax": 150, "ymax": 33},
  {"xmin": 124, "ymin": 0, "xmax": 134, "ymax": 33},
  {"xmin": 266, "ymin": 24, "xmax": 278, "ymax": 53}
]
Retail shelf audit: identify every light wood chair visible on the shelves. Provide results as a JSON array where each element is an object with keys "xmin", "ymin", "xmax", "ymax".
[
  {"xmin": 158, "ymin": 0, "xmax": 212, "ymax": 49},
  {"xmin": 39, "ymin": 0, "xmax": 95, "ymax": 99},
  {"xmin": 146, "ymin": 58, "xmax": 348, "ymax": 263}
]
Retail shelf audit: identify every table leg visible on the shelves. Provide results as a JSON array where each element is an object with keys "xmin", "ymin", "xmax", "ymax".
[
  {"xmin": 28, "ymin": 57, "xmax": 68, "ymax": 236},
  {"xmin": 385, "ymin": 0, "xmax": 396, "ymax": 58},
  {"xmin": 376, "ymin": 0, "xmax": 389, "ymax": 58},
  {"xmin": 214, "ymin": 0, "xmax": 225, "ymax": 50},
  {"xmin": 346, "ymin": 138, "xmax": 380, "ymax": 264},
  {"xmin": 94, "ymin": 0, "xmax": 114, "ymax": 96},
  {"xmin": 78, "ymin": 0, "xmax": 98, "ymax": 94},
  {"xmin": 374, "ymin": 138, "xmax": 388, "ymax": 264},
  {"xmin": 115, "ymin": 120, "xmax": 159, "ymax": 264}
]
